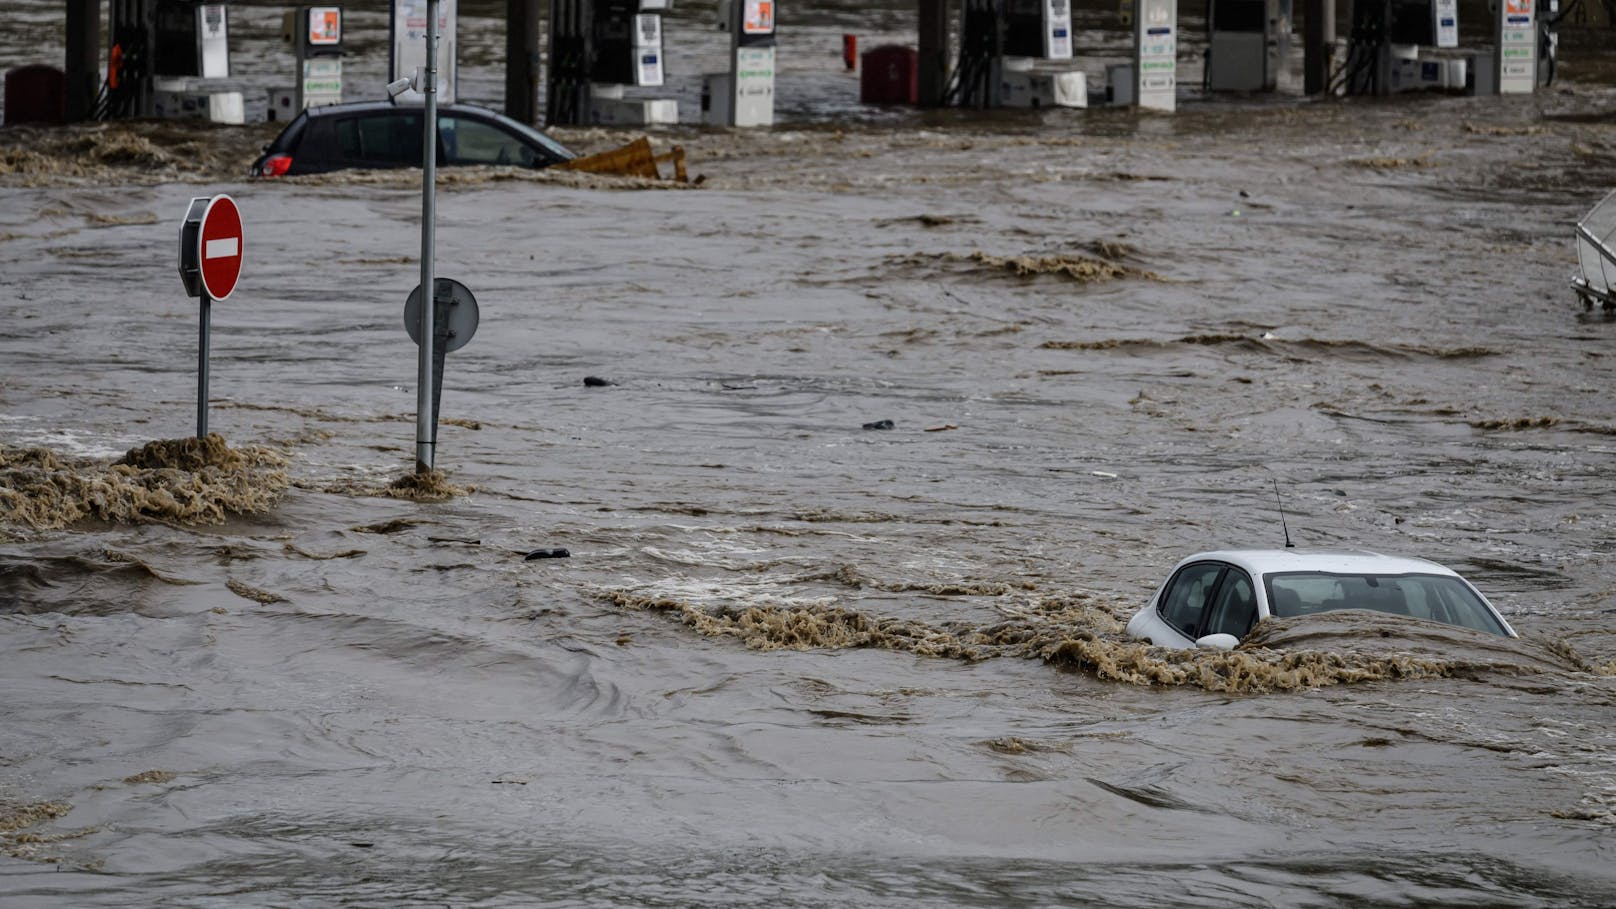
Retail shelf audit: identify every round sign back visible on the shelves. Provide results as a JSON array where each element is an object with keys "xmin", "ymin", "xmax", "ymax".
[{"xmin": 404, "ymin": 278, "xmax": 480, "ymax": 352}]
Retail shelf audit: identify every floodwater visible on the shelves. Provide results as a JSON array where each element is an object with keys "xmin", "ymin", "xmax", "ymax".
[{"xmin": 4, "ymin": 1, "xmax": 1616, "ymax": 906}]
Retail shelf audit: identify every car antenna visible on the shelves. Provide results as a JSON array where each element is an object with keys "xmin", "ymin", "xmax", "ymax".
[{"xmin": 1272, "ymin": 478, "xmax": 1296, "ymax": 549}]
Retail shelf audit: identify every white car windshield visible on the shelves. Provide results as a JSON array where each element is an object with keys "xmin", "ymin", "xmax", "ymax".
[{"xmin": 1264, "ymin": 572, "xmax": 1509, "ymax": 636}]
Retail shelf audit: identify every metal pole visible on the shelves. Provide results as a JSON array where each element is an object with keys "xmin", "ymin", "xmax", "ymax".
[
  {"xmin": 416, "ymin": 0, "xmax": 440, "ymax": 475},
  {"xmin": 1304, "ymin": 0, "xmax": 1334, "ymax": 94},
  {"xmin": 917, "ymin": 0, "xmax": 950, "ymax": 107},
  {"xmin": 197, "ymin": 296, "xmax": 211, "ymax": 439},
  {"xmin": 65, "ymin": 0, "xmax": 100, "ymax": 120},
  {"xmin": 505, "ymin": 0, "xmax": 542, "ymax": 123}
]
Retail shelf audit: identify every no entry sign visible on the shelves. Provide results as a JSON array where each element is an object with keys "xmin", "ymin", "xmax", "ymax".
[
  {"xmin": 178, "ymin": 194, "xmax": 243, "ymax": 301},
  {"xmin": 176, "ymin": 194, "xmax": 244, "ymax": 440}
]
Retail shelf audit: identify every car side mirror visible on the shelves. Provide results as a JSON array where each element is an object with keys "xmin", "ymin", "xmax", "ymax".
[{"xmin": 1194, "ymin": 633, "xmax": 1240, "ymax": 651}]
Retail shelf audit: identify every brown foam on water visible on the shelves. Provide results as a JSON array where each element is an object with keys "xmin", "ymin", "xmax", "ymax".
[
  {"xmin": 604, "ymin": 588, "xmax": 1596, "ymax": 693},
  {"xmin": 834, "ymin": 565, "xmax": 1015, "ymax": 596},
  {"xmin": 0, "ymin": 122, "xmax": 275, "ymax": 186},
  {"xmin": 226, "ymin": 578, "xmax": 288, "ymax": 605},
  {"xmin": 121, "ymin": 770, "xmax": 176, "ymax": 786},
  {"xmin": 1040, "ymin": 335, "xmax": 1497, "ymax": 359},
  {"xmin": 1349, "ymin": 155, "xmax": 1437, "ymax": 169},
  {"xmin": 386, "ymin": 470, "xmax": 473, "ymax": 503},
  {"xmin": 1470, "ymin": 416, "xmax": 1561, "ymax": 431},
  {"xmin": 290, "ymin": 471, "xmax": 475, "ymax": 502},
  {"xmin": 602, "ymin": 590, "xmax": 987, "ymax": 659},
  {"xmin": 0, "ymin": 435, "xmax": 288, "ymax": 530},
  {"xmin": 0, "ymin": 800, "xmax": 98, "ymax": 867},
  {"xmin": 0, "ymin": 801, "xmax": 68, "ymax": 833},
  {"xmin": 893, "ymin": 251, "xmax": 1163, "ymax": 284}
]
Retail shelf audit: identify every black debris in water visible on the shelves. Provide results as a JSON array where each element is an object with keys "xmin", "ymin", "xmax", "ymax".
[{"xmin": 524, "ymin": 548, "xmax": 571, "ymax": 560}]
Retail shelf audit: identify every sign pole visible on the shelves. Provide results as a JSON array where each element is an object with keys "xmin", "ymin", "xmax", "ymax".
[
  {"xmin": 415, "ymin": 0, "xmax": 440, "ymax": 475},
  {"xmin": 197, "ymin": 294, "xmax": 212, "ymax": 439}
]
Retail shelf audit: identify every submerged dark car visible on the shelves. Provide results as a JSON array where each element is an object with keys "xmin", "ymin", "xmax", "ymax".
[{"xmin": 250, "ymin": 100, "xmax": 575, "ymax": 177}]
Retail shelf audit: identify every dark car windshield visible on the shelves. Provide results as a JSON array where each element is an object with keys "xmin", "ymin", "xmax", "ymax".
[
  {"xmin": 1264, "ymin": 572, "xmax": 1508, "ymax": 636},
  {"xmin": 475, "ymin": 109, "xmax": 574, "ymax": 161}
]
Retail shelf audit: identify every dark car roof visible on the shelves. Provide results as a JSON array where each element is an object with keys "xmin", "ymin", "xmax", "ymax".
[{"xmin": 300, "ymin": 99, "xmax": 502, "ymax": 119}]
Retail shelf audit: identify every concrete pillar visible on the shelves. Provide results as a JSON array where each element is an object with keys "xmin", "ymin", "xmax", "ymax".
[
  {"xmin": 65, "ymin": 0, "xmax": 101, "ymax": 120},
  {"xmin": 918, "ymin": 0, "xmax": 950, "ymax": 107},
  {"xmin": 1303, "ymin": 0, "xmax": 1334, "ymax": 94},
  {"xmin": 505, "ymin": 0, "xmax": 542, "ymax": 123}
]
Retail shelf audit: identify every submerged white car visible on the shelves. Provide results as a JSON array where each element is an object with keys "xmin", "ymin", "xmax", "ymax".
[{"xmin": 1125, "ymin": 550, "xmax": 1518, "ymax": 650}]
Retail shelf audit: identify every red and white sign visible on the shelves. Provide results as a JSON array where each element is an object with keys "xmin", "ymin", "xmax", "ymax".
[
  {"xmin": 308, "ymin": 7, "xmax": 342, "ymax": 44},
  {"xmin": 198, "ymin": 195, "xmax": 243, "ymax": 301},
  {"xmin": 743, "ymin": 0, "xmax": 773, "ymax": 34}
]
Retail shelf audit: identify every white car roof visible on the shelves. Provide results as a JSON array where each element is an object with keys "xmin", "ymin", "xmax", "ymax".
[{"xmin": 1176, "ymin": 549, "xmax": 1464, "ymax": 579}]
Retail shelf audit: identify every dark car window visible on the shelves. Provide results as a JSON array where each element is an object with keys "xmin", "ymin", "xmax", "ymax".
[
  {"xmin": 1203, "ymin": 568, "xmax": 1257, "ymax": 638},
  {"xmin": 297, "ymin": 116, "xmax": 336, "ymax": 160},
  {"xmin": 486, "ymin": 111, "xmax": 573, "ymax": 162},
  {"xmin": 439, "ymin": 115, "xmax": 536, "ymax": 167},
  {"xmin": 1159, "ymin": 563, "xmax": 1224, "ymax": 639},
  {"xmin": 333, "ymin": 111, "xmax": 424, "ymax": 164}
]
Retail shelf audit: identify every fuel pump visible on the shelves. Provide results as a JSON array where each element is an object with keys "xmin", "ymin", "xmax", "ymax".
[
  {"xmin": 1004, "ymin": 0, "xmax": 1074, "ymax": 58},
  {"xmin": 547, "ymin": 0, "xmax": 673, "ymax": 127},
  {"xmin": 702, "ymin": 0, "xmax": 776, "ymax": 127},
  {"xmin": 103, "ymin": 0, "xmax": 241, "ymax": 121},
  {"xmin": 949, "ymin": 0, "xmax": 1086, "ymax": 109},
  {"xmin": 292, "ymin": 7, "xmax": 343, "ymax": 112},
  {"xmin": 588, "ymin": 0, "xmax": 676, "ymax": 125},
  {"xmin": 590, "ymin": 1, "xmax": 667, "ymax": 86},
  {"xmin": 1494, "ymin": 0, "xmax": 1537, "ymax": 92},
  {"xmin": 1340, "ymin": 0, "xmax": 1466, "ymax": 95},
  {"xmin": 1205, "ymin": 0, "xmax": 1291, "ymax": 91}
]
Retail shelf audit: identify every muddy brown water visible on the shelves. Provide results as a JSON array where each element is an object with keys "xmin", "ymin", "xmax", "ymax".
[{"xmin": 4, "ymin": 2, "xmax": 1616, "ymax": 906}]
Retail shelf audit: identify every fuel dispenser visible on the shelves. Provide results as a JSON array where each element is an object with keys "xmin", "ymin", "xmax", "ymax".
[
  {"xmin": 1495, "ymin": 0, "xmax": 1538, "ymax": 92},
  {"xmin": 950, "ymin": 0, "xmax": 1086, "ymax": 109},
  {"xmin": 1004, "ymin": 0, "xmax": 1074, "ymax": 58},
  {"xmin": 702, "ymin": 0, "xmax": 776, "ymax": 127},
  {"xmin": 1132, "ymin": 0, "xmax": 1178, "ymax": 109},
  {"xmin": 1001, "ymin": 0, "xmax": 1086, "ymax": 106},
  {"xmin": 1205, "ymin": 0, "xmax": 1291, "ymax": 92},
  {"xmin": 104, "ymin": 0, "xmax": 242, "ymax": 121},
  {"xmin": 1107, "ymin": 0, "xmax": 1177, "ymax": 108},
  {"xmin": 270, "ymin": 6, "xmax": 343, "ymax": 120},
  {"xmin": 297, "ymin": 8, "xmax": 343, "ymax": 111},
  {"xmin": 546, "ymin": 0, "xmax": 674, "ymax": 127},
  {"xmin": 1341, "ymin": 0, "xmax": 1468, "ymax": 95},
  {"xmin": 588, "ymin": 0, "xmax": 677, "ymax": 126},
  {"xmin": 590, "ymin": 1, "xmax": 667, "ymax": 85}
]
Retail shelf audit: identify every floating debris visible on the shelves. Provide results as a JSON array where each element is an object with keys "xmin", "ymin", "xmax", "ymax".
[{"xmin": 523, "ymin": 548, "xmax": 571, "ymax": 560}]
